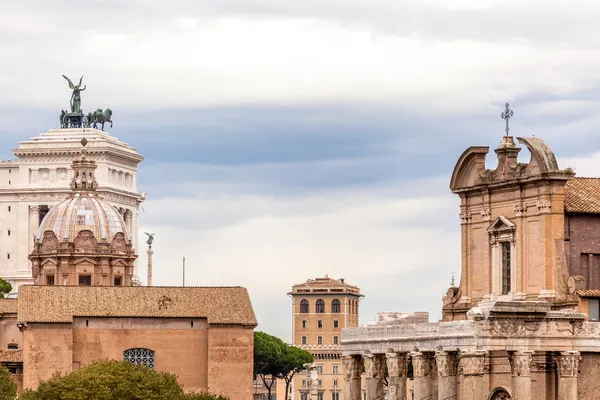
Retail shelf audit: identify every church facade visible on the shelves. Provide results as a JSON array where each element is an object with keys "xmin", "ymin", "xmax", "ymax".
[{"xmin": 341, "ymin": 112, "xmax": 600, "ymax": 399}]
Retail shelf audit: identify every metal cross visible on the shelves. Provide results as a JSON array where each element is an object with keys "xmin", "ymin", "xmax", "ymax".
[{"xmin": 501, "ymin": 103, "xmax": 514, "ymax": 136}]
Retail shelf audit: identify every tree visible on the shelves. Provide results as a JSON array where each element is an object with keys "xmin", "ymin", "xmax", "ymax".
[
  {"xmin": 0, "ymin": 279, "xmax": 12, "ymax": 298},
  {"xmin": 0, "ymin": 365, "xmax": 16, "ymax": 400},
  {"xmin": 253, "ymin": 331, "xmax": 313, "ymax": 400},
  {"xmin": 19, "ymin": 360, "xmax": 227, "ymax": 400}
]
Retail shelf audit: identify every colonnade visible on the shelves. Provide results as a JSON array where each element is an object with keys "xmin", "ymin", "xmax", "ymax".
[{"xmin": 342, "ymin": 350, "xmax": 581, "ymax": 400}]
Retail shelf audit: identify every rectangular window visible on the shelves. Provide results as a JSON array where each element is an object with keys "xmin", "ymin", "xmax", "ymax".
[
  {"xmin": 79, "ymin": 275, "xmax": 91, "ymax": 286},
  {"xmin": 331, "ymin": 393, "xmax": 339, "ymax": 400},
  {"xmin": 317, "ymin": 336, "xmax": 323, "ymax": 345},
  {"xmin": 589, "ymin": 299, "xmax": 600, "ymax": 321},
  {"xmin": 333, "ymin": 320, "xmax": 339, "ymax": 328},
  {"xmin": 6, "ymin": 253, "xmax": 9, "ymax": 260},
  {"xmin": 317, "ymin": 320, "xmax": 323, "ymax": 328},
  {"xmin": 7, "ymin": 344, "xmax": 17, "ymax": 350},
  {"xmin": 7, "ymin": 229, "xmax": 10, "ymax": 236},
  {"xmin": 318, "ymin": 392, "xmax": 324, "ymax": 400},
  {"xmin": 302, "ymin": 320, "xmax": 307, "ymax": 328},
  {"xmin": 332, "ymin": 365, "xmax": 339, "ymax": 374},
  {"xmin": 333, "ymin": 336, "xmax": 339, "ymax": 345},
  {"xmin": 47, "ymin": 276, "xmax": 54, "ymax": 286},
  {"xmin": 316, "ymin": 365, "xmax": 323, "ymax": 374},
  {"xmin": 7, "ymin": 206, "xmax": 10, "ymax": 212},
  {"xmin": 114, "ymin": 277, "xmax": 122, "ymax": 286},
  {"xmin": 301, "ymin": 336, "xmax": 307, "ymax": 345},
  {"xmin": 501, "ymin": 241, "xmax": 511, "ymax": 294}
]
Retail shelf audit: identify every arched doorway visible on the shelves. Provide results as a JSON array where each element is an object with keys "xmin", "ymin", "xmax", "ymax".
[{"xmin": 488, "ymin": 387, "xmax": 512, "ymax": 400}]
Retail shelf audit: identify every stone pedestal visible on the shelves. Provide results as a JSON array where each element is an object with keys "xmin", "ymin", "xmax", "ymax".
[
  {"xmin": 386, "ymin": 353, "xmax": 408, "ymax": 400},
  {"xmin": 508, "ymin": 350, "xmax": 534, "ymax": 400},
  {"xmin": 435, "ymin": 351, "xmax": 458, "ymax": 400},
  {"xmin": 411, "ymin": 352, "xmax": 434, "ymax": 400},
  {"xmin": 29, "ymin": 205, "xmax": 40, "ymax": 254},
  {"xmin": 343, "ymin": 355, "xmax": 363, "ymax": 400},
  {"xmin": 460, "ymin": 351, "xmax": 487, "ymax": 400},
  {"xmin": 556, "ymin": 351, "xmax": 580, "ymax": 400},
  {"xmin": 364, "ymin": 354, "xmax": 385, "ymax": 400}
]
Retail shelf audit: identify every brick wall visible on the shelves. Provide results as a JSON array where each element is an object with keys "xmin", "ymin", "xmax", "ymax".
[{"xmin": 565, "ymin": 213, "xmax": 600, "ymax": 289}]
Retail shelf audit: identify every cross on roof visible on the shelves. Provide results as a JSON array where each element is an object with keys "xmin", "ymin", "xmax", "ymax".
[{"xmin": 501, "ymin": 103, "xmax": 514, "ymax": 136}]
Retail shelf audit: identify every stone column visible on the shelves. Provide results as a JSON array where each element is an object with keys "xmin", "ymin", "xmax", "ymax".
[
  {"xmin": 508, "ymin": 350, "xmax": 534, "ymax": 400},
  {"xmin": 343, "ymin": 355, "xmax": 363, "ymax": 400},
  {"xmin": 386, "ymin": 352, "xmax": 409, "ymax": 400},
  {"xmin": 29, "ymin": 205, "xmax": 40, "ymax": 253},
  {"xmin": 364, "ymin": 354, "xmax": 385, "ymax": 400},
  {"xmin": 124, "ymin": 209, "xmax": 132, "ymax": 233},
  {"xmin": 460, "ymin": 350, "xmax": 487, "ymax": 400},
  {"xmin": 147, "ymin": 243, "xmax": 153, "ymax": 286},
  {"xmin": 411, "ymin": 352, "xmax": 434, "ymax": 400},
  {"xmin": 435, "ymin": 351, "xmax": 458, "ymax": 400},
  {"xmin": 556, "ymin": 351, "xmax": 580, "ymax": 400}
]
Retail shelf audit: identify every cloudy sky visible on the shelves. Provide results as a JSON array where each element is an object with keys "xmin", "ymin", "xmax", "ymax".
[{"xmin": 3, "ymin": 0, "xmax": 600, "ymax": 340}]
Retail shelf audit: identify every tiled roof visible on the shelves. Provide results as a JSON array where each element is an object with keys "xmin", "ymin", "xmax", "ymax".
[
  {"xmin": 0, "ymin": 350, "xmax": 22, "ymax": 363},
  {"xmin": 18, "ymin": 286, "xmax": 257, "ymax": 326},
  {"xmin": 565, "ymin": 178, "xmax": 600, "ymax": 214},
  {"xmin": 0, "ymin": 299, "xmax": 18, "ymax": 315},
  {"xmin": 577, "ymin": 290, "xmax": 600, "ymax": 298}
]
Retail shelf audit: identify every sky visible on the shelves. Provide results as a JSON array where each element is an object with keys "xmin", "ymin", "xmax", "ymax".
[{"xmin": 3, "ymin": 0, "xmax": 600, "ymax": 341}]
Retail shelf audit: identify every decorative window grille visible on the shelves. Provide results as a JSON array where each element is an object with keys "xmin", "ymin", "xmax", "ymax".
[
  {"xmin": 331, "ymin": 299, "xmax": 341, "ymax": 313},
  {"xmin": 501, "ymin": 242, "xmax": 511, "ymax": 294},
  {"xmin": 124, "ymin": 348, "xmax": 155, "ymax": 369},
  {"xmin": 316, "ymin": 299, "xmax": 325, "ymax": 313},
  {"xmin": 300, "ymin": 299, "xmax": 309, "ymax": 313}
]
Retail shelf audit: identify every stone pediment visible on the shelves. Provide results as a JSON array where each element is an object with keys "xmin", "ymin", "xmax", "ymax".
[
  {"xmin": 72, "ymin": 257, "xmax": 97, "ymax": 265},
  {"xmin": 487, "ymin": 216, "xmax": 515, "ymax": 233},
  {"xmin": 40, "ymin": 258, "xmax": 58, "ymax": 266}
]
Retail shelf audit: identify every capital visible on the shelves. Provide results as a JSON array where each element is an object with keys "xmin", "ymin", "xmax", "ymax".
[
  {"xmin": 386, "ymin": 352, "xmax": 408, "ymax": 377},
  {"xmin": 460, "ymin": 350, "xmax": 487, "ymax": 376},
  {"xmin": 556, "ymin": 351, "xmax": 580, "ymax": 378},
  {"xmin": 435, "ymin": 351, "xmax": 458, "ymax": 377},
  {"xmin": 342, "ymin": 355, "xmax": 363, "ymax": 379},
  {"xmin": 411, "ymin": 352, "xmax": 434, "ymax": 378},
  {"xmin": 508, "ymin": 350, "xmax": 534, "ymax": 377},
  {"xmin": 363, "ymin": 354, "xmax": 386, "ymax": 379}
]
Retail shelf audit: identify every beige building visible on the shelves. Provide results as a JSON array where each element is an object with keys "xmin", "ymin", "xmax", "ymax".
[
  {"xmin": 288, "ymin": 276, "xmax": 361, "ymax": 400},
  {"xmin": 342, "ymin": 107, "xmax": 600, "ymax": 400},
  {"xmin": 0, "ymin": 127, "xmax": 144, "ymax": 291}
]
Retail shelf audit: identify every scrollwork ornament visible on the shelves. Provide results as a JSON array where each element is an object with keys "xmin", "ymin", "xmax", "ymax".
[
  {"xmin": 460, "ymin": 351, "xmax": 486, "ymax": 376},
  {"xmin": 556, "ymin": 351, "xmax": 580, "ymax": 377},
  {"xmin": 508, "ymin": 351, "xmax": 533, "ymax": 377}
]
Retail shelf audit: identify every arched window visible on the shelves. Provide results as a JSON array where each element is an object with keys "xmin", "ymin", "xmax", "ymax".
[
  {"xmin": 316, "ymin": 299, "xmax": 325, "ymax": 313},
  {"xmin": 124, "ymin": 348, "xmax": 155, "ymax": 369},
  {"xmin": 300, "ymin": 299, "xmax": 309, "ymax": 313},
  {"xmin": 331, "ymin": 299, "xmax": 341, "ymax": 313}
]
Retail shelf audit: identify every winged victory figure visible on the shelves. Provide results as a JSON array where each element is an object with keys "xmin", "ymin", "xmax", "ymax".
[
  {"xmin": 145, "ymin": 232, "xmax": 156, "ymax": 246},
  {"xmin": 62, "ymin": 74, "xmax": 86, "ymax": 114}
]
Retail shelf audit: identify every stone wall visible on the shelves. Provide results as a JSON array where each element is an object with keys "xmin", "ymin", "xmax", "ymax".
[
  {"xmin": 71, "ymin": 317, "xmax": 209, "ymax": 392},
  {"xmin": 578, "ymin": 352, "xmax": 600, "ymax": 400},
  {"xmin": 0, "ymin": 314, "xmax": 22, "ymax": 350},
  {"xmin": 22, "ymin": 323, "xmax": 73, "ymax": 389},
  {"xmin": 207, "ymin": 326, "xmax": 254, "ymax": 400}
]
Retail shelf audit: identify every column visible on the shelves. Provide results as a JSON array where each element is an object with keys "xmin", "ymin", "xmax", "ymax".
[
  {"xmin": 343, "ymin": 355, "xmax": 363, "ymax": 400},
  {"xmin": 411, "ymin": 352, "xmax": 434, "ymax": 400},
  {"xmin": 124, "ymin": 209, "xmax": 132, "ymax": 233},
  {"xmin": 386, "ymin": 352, "xmax": 409, "ymax": 400},
  {"xmin": 29, "ymin": 205, "xmax": 40, "ymax": 253},
  {"xmin": 147, "ymin": 242, "xmax": 153, "ymax": 286},
  {"xmin": 508, "ymin": 350, "xmax": 534, "ymax": 400},
  {"xmin": 460, "ymin": 350, "xmax": 487, "ymax": 400},
  {"xmin": 435, "ymin": 351, "xmax": 458, "ymax": 400},
  {"xmin": 364, "ymin": 354, "xmax": 385, "ymax": 400},
  {"xmin": 556, "ymin": 351, "xmax": 580, "ymax": 400}
]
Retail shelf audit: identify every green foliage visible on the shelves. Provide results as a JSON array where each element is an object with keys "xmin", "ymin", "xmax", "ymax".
[
  {"xmin": 20, "ymin": 360, "xmax": 184, "ymax": 400},
  {"xmin": 0, "ymin": 279, "xmax": 12, "ymax": 298},
  {"xmin": 0, "ymin": 365, "xmax": 16, "ymax": 400},
  {"xmin": 253, "ymin": 331, "xmax": 314, "ymax": 400}
]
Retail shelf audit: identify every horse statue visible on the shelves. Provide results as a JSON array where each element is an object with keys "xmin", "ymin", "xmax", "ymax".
[{"xmin": 90, "ymin": 108, "xmax": 113, "ymax": 130}]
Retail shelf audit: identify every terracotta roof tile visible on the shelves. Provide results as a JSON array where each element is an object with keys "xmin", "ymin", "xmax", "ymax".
[
  {"xmin": 0, "ymin": 299, "xmax": 18, "ymax": 315},
  {"xmin": 577, "ymin": 290, "xmax": 600, "ymax": 297},
  {"xmin": 565, "ymin": 178, "xmax": 600, "ymax": 214},
  {"xmin": 0, "ymin": 350, "xmax": 22, "ymax": 363},
  {"xmin": 18, "ymin": 286, "xmax": 257, "ymax": 326}
]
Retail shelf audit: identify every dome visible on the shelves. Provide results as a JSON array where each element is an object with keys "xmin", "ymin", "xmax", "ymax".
[
  {"xmin": 35, "ymin": 146, "xmax": 130, "ymax": 243},
  {"xmin": 36, "ymin": 192, "xmax": 129, "ymax": 243}
]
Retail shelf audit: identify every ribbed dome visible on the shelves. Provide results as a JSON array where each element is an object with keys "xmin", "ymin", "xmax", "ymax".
[{"xmin": 36, "ymin": 192, "xmax": 129, "ymax": 243}]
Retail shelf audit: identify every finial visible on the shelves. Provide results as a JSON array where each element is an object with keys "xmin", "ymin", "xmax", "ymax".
[
  {"xmin": 450, "ymin": 270, "xmax": 456, "ymax": 287},
  {"xmin": 501, "ymin": 103, "xmax": 514, "ymax": 136}
]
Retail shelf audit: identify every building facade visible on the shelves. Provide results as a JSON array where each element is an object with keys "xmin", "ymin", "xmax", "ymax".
[
  {"xmin": 289, "ymin": 276, "xmax": 362, "ymax": 400},
  {"xmin": 0, "ymin": 127, "xmax": 144, "ymax": 291},
  {"xmin": 342, "ymin": 126, "xmax": 600, "ymax": 399}
]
